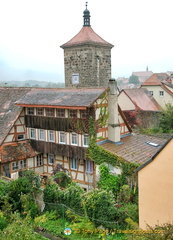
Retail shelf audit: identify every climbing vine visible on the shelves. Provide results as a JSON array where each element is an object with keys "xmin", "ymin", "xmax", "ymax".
[{"xmin": 87, "ymin": 116, "xmax": 139, "ymax": 178}]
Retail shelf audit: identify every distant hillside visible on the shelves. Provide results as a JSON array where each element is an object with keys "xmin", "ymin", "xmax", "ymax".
[{"xmin": 0, "ymin": 79, "xmax": 65, "ymax": 88}]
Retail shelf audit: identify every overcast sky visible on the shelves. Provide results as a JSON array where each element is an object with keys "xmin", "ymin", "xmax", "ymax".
[{"xmin": 0, "ymin": 0, "xmax": 173, "ymax": 82}]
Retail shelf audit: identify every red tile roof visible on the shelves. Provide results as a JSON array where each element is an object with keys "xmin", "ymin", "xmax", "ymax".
[
  {"xmin": 60, "ymin": 26, "xmax": 114, "ymax": 48},
  {"xmin": 0, "ymin": 141, "xmax": 36, "ymax": 163},
  {"xmin": 142, "ymin": 73, "xmax": 170, "ymax": 86},
  {"xmin": 122, "ymin": 88, "xmax": 162, "ymax": 111},
  {"xmin": 101, "ymin": 133, "xmax": 171, "ymax": 165}
]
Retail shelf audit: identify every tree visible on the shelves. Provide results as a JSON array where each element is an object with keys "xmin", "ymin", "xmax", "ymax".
[
  {"xmin": 82, "ymin": 189, "xmax": 118, "ymax": 228},
  {"xmin": 159, "ymin": 103, "xmax": 173, "ymax": 133},
  {"xmin": 129, "ymin": 75, "xmax": 140, "ymax": 85}
]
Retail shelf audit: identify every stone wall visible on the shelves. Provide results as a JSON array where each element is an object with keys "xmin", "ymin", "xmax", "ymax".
[{"xmin": 64, "ymin": 45, "xmax": 112, "ymax": 88}]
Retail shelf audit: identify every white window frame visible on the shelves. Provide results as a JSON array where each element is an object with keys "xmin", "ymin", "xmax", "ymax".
[
  {"xmin": 56, "ymin": 109, "xmax": 65, "ymax": 118},
  {"xmin": 80, "ymin": 110, "xmax": 87, "ymax": 119},
  {"xmin": 59, "ymin": 132, "xmax": 66, "ymax": 144},
  {"xmin": 12, "ymin": 162, "xmax": 18, "ymax": 171},
  {"xmin": 48, "ymin": 130, "xmax": 54, "ymax": 142},
  {"xmin": 71, "ymin": 133, "xmax": 78, "ymax": 146},
  {"xmin": 69, "ymin": 109, "xmax": 77, "ymax": 118},
  {"xmin": 85, "ymin": 160, "xmax": 93, "ymax": 174},
  {"xmin": 70, "ymin": 158, "xmax": 78, "ymax": 170},
  {"xmin": 28, "ymin": 107, "xmax": 34, "ymax": 115},
  {"xmin": 37, "ymin": 155, "xmax": 43, "ymax": 166},
  {"xmin": 48, "ymin": 154, "xmax": 54, "ymax": 165},
  {"xmin": 46, "ymin": 108, "xmax": 54, "ymax": 117},
  {"xmin": 19, "ymin": 160, "xmax": 26, "ymax": 169},
  {"xmin": 39, "ymin": 129, "xmax": 45, "ymax": 141},
  {"xmin": 108, "ymin": 163, "xmax": 114, "ymax": 172},
  {"xmin": 30, "ymin": 128, "xmax": 35, "ymax": 139},
  {"xmin": 17, "ymin": 134, "xmax": 25, "ymax": 141},
  {"xmin": 83, "ymin": 134, "xmax": 89, "ymax": 147},
  {"xmin": 37, "ymin": 108, "xmax": 44, "ymax": 116},
  {"xmin": 159, "ymin": 91, "xmax": 164, "ymax": 97}
]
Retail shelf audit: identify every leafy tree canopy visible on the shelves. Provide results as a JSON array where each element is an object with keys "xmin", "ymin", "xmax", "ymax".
[{"xmin": 129, "ymin": 75, "xmax": 140, "ymax": 85}]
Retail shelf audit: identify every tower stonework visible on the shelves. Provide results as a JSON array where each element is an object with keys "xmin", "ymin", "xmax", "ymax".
[{"xmin": 60, "ymin": 3, "xmax": 114, "ymax": 88}]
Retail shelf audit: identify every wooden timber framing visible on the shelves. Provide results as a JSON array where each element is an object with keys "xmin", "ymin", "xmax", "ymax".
[{"xmin": 30, "ymin": 140, "xmax": 88, "ymax": 160}]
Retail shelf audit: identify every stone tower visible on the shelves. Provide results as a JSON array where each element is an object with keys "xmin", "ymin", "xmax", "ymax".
[{"xmin": 60, "ymin": 3, "xmax": 114, "ymax": 88}]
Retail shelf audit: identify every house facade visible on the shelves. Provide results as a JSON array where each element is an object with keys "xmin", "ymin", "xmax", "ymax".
[
  {"xmin": 0, "ymin": 82, "xmax": 131, "ymax": 189},
  {"xmin": 137, "ymin": 135, "xmax": 173, "ymax": 229},
  {"xmin": 141, "ymin": 73, "xmax": 173, "ymax": 109},
  {"xmin": 118, "ymin": 88, "xmax": 162, "ymax": 128}
]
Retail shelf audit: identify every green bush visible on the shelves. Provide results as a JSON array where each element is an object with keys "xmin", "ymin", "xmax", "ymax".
[
  {"xmin": 0, "ymin": 212, "xmax": 46, "ymax": 240},
  {"xmin": 0, "ymin": 211, "xmax": 7, "ymax": 230},
  {"xmin": 82, "ymin": 189, "xmax": 118, "ymax": 229},
  {"xmin": 60, "ymin": 182, "xmax": 84, "ymax": 214},
  {"xmin": 53, "ymin": 171, "xmax": 72, "ymax": 188},
  {"xmin": 98, "ymin": 163, "xmax": 122, "ymax": 197}
]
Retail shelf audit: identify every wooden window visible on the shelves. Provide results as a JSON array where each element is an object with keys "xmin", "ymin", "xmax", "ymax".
[
  {"xmin": 83, "ymin": 134, "xmax": 89, "ymax": 147},
  {"xmin": 85, "ymin": 160, "xmax": 93, "ymax": 174},
  {"xmin": 48, "ymin": 130, "xmax": 54, "ymax": 142},
  {"xmin": 56, "ymin": 109, "xmax": 65, "ymax": 118},
  {"xmin": 80, "ymin": 110, "xmax": 87, "ymax": 119},
  {"xmin": 48, "ymin": 154, "xmax": 54, "ymax": 165},
  {"xmin": 71, "ymin": 133, "xmax": 78, "ymax": 145},
  {"xmin": 39, "ymin": 129, "xmax": 45, "ymax": 141},
  {"xmin": 69, "ymin": 109, "xmax": 77, "ymax": 118},
  {"xmin": 19, "ymin": 160, "xmax": 26, "ymax": 169},
  {"xmin": 70, "ymin": 158, "xmax": 77, "ymax": 170},
  {"xmin": 12, "ymin": 162, "xmax": 18, "ymax": 171},
  {"xmin": 30, "ymin": 128, "xmax": 35, "ymax": 139},
  {"xmin": 37, "ymin": 155, "xmax": 43, "ymax": 166},
  {"xmin": 46, "ymin": 108, "xmax": 54, "ymax": 117},
  {"xmin": 59, "ymin": 132, "xmax": 66, "ymax": 144},
  {"xmin": 37, "ymin": 108, "xmax": 44, "ymax": 116},
  {"xmin": 28, "ymin": 107, "xmax": 34, "ymax": 115}
]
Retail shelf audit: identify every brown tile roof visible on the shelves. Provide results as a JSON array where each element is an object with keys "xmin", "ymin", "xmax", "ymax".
[
  {"xmin": 0, "ymin": 141, "xmax": 36, "ymax": 163},
  {"xmin": 0, "ymin": 87, "xmax": 31, "ymax": 145},
  {"xmin": 60, "ymin": 26, "xmax": 114, "ymax": 48},
  {"xmin": 122, "ymin": 88, "xmax": 162, "ymax": 111},
  {"xmin": 136, "ymin": 134, "xmax": 173, "ymax": 172},
  {"xmin": 101, "ymin": 133, "xmax": 170, "ymax": 165},
  {"xmin": 142, "ymin": 73, "xmax": 170, "ymax": 86},
  {"xmin": 15, "ymin": 88, "xmax": 107, "ymax": 107}
]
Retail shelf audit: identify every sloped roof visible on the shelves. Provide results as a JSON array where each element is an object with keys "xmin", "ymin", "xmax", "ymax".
[
  {"xmin": 60, "ymin": 26, "xmax": 114, "ymax": 48},
  {"xmin": 132, "ymin": 71, "xmax": 153, "ymax": 77},
  {"xmin": 0, "ymin": 87, "xmax": 31, "ymax": 145},
  {"xmin": 100, "ymin": 133, "xmax": 170, "ymax": 165},
  {"xmin": 15, "ymin": 88, "xmax": 107, "ymax": 107},
  {"xmin": 142, "ymin": 73, "xmax": 170, "ymax": 86},
  {"xmin": 0, "ymin": 141, "xmax": 36, "ymax": 163},
  {"xmin": 121, "ymin": 88, "xmax": 162, "ymax": 111},
  {"xmin": 136, "ymin": 134, "xmax": 173, "ymax": 172}
]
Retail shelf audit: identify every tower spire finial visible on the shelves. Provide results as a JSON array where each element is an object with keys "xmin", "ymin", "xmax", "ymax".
[{"xmin": 83, "ymin": 2, "xmax": 90, "ymax": 26}]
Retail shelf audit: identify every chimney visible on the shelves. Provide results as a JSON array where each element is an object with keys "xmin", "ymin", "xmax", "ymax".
[{"xmin": 108, "ymin": 79, "xmax": 120, "ymax": 143}]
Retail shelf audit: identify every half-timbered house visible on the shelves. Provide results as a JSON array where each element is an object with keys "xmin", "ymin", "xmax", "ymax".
[{"xmin": 0, "ymin": 79, "xmax": 132, "ymax": 189}]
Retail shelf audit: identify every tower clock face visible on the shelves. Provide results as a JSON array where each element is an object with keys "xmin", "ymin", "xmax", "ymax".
[{"xmin": 72, "ymin": 73, "xmax": 79, "ymax": 84}]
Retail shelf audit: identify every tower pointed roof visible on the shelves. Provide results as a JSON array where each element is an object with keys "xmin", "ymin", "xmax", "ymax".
[{"xmin": 61, "ymin": 3, "xmax": 113, "ymax": 49}]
